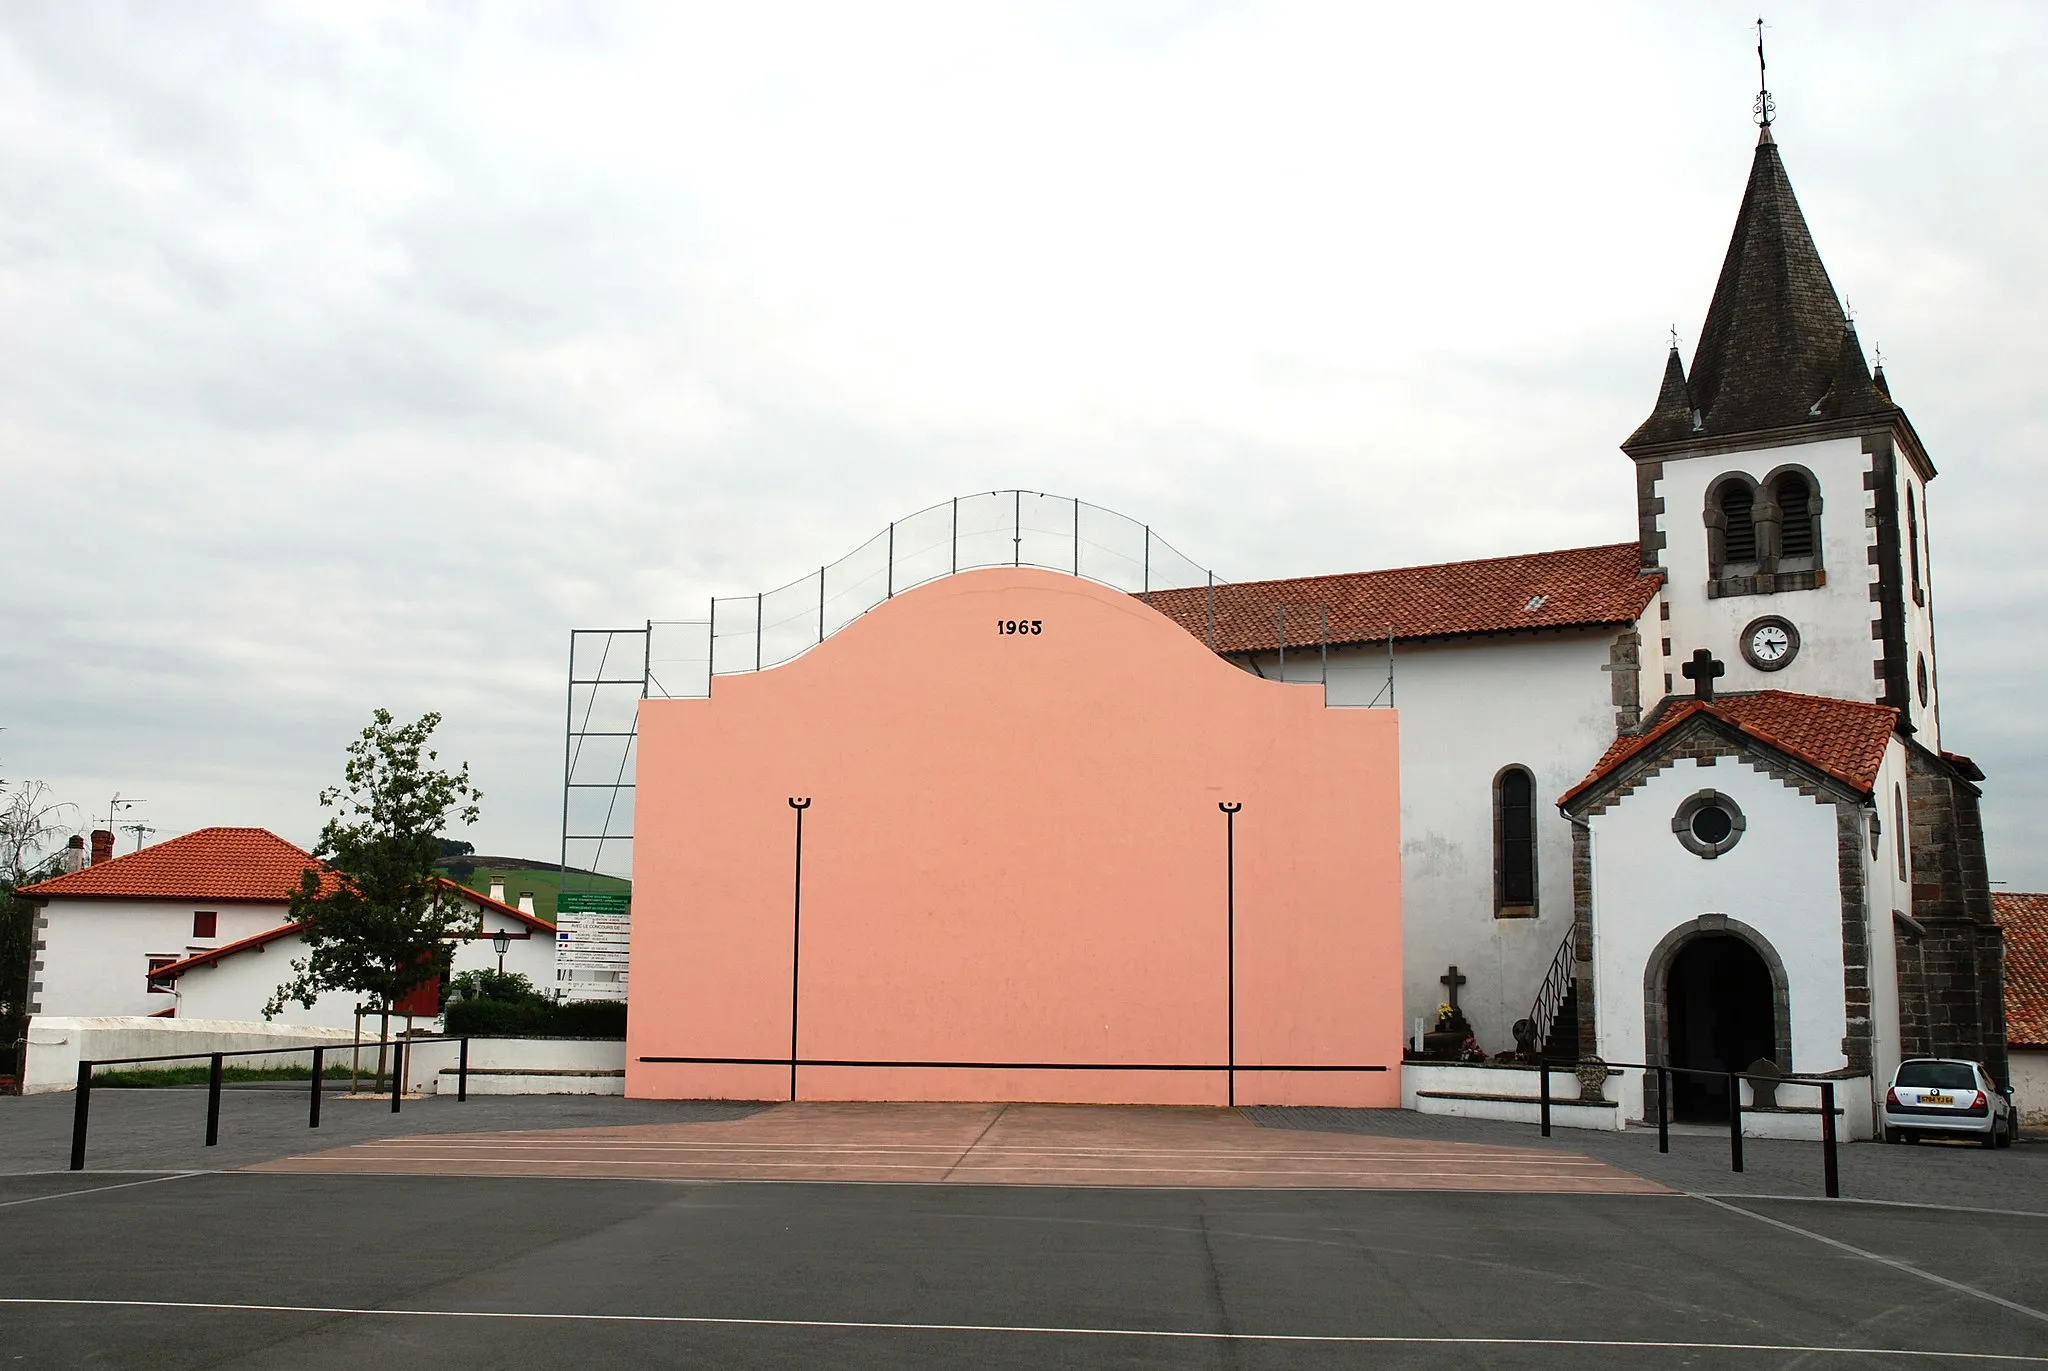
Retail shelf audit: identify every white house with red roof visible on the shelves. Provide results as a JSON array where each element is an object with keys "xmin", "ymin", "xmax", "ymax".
[
  {"xmin": 1993, "ymin": 894, "xmax": 2046, "ymax": 1124},
  {"xmin": 18, "ymin": 827, "xmax": 558, "ymax": 1029}
]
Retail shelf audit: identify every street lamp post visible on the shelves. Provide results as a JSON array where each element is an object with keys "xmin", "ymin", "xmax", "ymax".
[{"xmin": 491, "ymin": 930, "xmax": 510, "ymax": 975}]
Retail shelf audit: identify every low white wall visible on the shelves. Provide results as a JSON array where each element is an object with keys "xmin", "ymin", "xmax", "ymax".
[
  {"xmin": 23, "ymin": 1016, "xmax": 365, "ymax": 1094},
  {"xmin": 1734, "ymin": 1076, "xmax": 1874, "ymax": 1141},
  {"xmin": 391, "ymin": 1036, "xmax": 626, "ymax": 1094},
  {"xmin": 1402, "ymin": 1062, "xmax": 1623, "ymax": 1131},
  {"xmin": 2011, "ymin": 1049, "xmax": 2048, "ymax": 1126}
]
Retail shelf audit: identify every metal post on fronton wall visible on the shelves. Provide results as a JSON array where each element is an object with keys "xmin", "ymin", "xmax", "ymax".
[
  {"xmin": 391, "ymin": 1039, "xmax": 405, "ymax": 1114},
  {"xmin": 309, "ymin": 1047, "xmax": 324, "ymax": 1129},
  {"xmin": 1656, "ymin": 1066, "xmax": 1670, "ymax": 1154},
  {"xmin": 70, "ymin": 1061, "xmax": 92, "ymax": 1171},
  {"xmin": 458, "ymin": 1036, "xmax": 470, "ymax": 1103},
  {"xmin": 1219, "ymin": 802, "xmax": 1241, "ymax": 1108},
  {"xmin": 1539, "ymin": 1063, "xmax": 1552, "ymax": 1138},
  {"xmin": 788, "ymin": 797, "xmax": 812, "ymax": 1103}
]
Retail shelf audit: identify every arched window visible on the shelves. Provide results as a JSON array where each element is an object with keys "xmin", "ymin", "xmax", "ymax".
[
  {"xmin": 1495, "ymin": 766, "xmax": 1537, "ymax": 918},
  {"xmin": 1719, "ymin": 483, "xmax": 1757, "ymax": 563},
  {"xmin": 1894, "ymin": 784, "xmax": 1909, "ymax": 883},
  {"xmin": 1776, "ymin": 473, "xmax": 1815, "ymax": 559}
]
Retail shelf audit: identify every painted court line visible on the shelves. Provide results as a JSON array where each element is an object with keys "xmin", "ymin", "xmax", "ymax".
[
  {"xmin": 0, "ymin": 1174, "xmax": 201, "ymax": 1210},
  {"xmin": 0, "ymin": 1298, "xmax": 2039, "ymax": 1360},
  {"xmin": 1696, "ymin": 1196, "xmax": 2048, "ymax": 1327},
  {"xmin": 1697, "ymin": 1192, "xmax": 2048, "ymax": 1222}
]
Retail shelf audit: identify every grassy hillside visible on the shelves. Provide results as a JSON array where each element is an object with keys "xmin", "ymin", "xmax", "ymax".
[{"xmin": 434, "ymin": 857, "xmax": 630, "ymax": 927}]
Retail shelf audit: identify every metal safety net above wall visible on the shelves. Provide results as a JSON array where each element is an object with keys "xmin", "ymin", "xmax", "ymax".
[
  {"xmin": 693, "ymin": 491, "xmax": 1217, "ymax": 684},
  {"xmin": 562, "ymin": 490, "xmax": 1389, "ymax": 887}
]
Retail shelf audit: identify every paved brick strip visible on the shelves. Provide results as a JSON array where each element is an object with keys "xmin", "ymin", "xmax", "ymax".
[{"xmin": 248, "ymin": 1102, "xmax": 1665, "ymax": 1193}]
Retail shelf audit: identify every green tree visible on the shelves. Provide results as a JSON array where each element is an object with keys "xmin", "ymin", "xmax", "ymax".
[
  {"xmin": 265, "ymin": 711, "xmax": 483, "ymax": 1076},
  {"xmin": 1, "ymin": 779, "xmax": 75, "ymax": 1081}
]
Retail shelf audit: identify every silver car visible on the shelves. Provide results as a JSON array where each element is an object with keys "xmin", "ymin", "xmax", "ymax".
[{"xmin": 1882, "ymin": 1058, "xmax": 2015, "ymax": 1147}]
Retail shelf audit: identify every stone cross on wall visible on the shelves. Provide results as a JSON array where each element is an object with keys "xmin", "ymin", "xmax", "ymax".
[
  {"xmin": 1440, "ymin": 965, "xmax": 1467, "ymax": 1010},
  {"xmin": 1682, "ymin": 648, "xmax": 1725, "ymax": 700}
]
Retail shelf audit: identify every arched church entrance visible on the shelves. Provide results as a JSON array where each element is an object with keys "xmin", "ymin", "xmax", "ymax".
[{"xmin": 1665, "ymin": 934, "xmax": 1777, "ymax": 1121}]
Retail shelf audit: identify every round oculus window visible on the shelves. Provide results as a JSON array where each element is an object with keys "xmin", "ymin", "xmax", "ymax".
[
  {"xmin": 1917, "ymin": 653, "xmax": 1930, "ymax": 707},
  {"xmin": 1673, "ymin": 790, "xmax": 1746, "ymax": 859},
  {"xmin": 1739, "ymin": 615, "xmax": 1800, "ymax": 672},
  {"xmin": 1690, "ymin": 804, "xmax": 1734, "ymax": 845}
]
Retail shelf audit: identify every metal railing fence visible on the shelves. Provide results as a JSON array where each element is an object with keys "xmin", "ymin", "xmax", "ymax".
[
  {"xmin": 1531, "ymin": 1058, "xmax": 1844, "ymax": 1198},
  {"xmin": 67, "ymin": 1037, "xmax": 473, "ymax": 1171}
]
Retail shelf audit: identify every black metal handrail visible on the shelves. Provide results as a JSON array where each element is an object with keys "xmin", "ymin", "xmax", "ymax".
[
  {"xmin": 68, "ymin": 1036, "xmax": 472, "ymax": 1170},
  {"xmin": 1522, "ymin": 930, "xmax": 1576, "ymax": 1057},
  {"xmin": 1529, "ymin": 1057, "xmax": 1843, "ymax": 1198}
]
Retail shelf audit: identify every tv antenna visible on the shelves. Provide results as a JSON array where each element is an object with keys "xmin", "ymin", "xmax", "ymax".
[
  {"xmin": 119, "ymin": 821, "xmax": 159, "ymax": 852},
  {"xmin": 107, "ymin": 793, "xmax": 146, "ymax": 831}
]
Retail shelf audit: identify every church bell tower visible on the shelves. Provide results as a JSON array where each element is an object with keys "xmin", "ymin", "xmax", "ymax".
[{"xmin": 1620, "ymin": 89, "xmax": 1941, "ymax": 748}]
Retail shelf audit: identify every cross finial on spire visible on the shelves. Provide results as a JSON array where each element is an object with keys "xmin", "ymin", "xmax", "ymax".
[
  {"xmin": 1874, "ymin": 342, "xmax": 1884, "ymax": 369},
  {"xmin": 1844, "ymin": 300, "xmax": 1856, "ymax": 326},
  {"xmin": 1682, "ymin": 648, "xmax": 1726, "ymax": 701},
  {"xmin": 1670, "ymin": 325, "xmax": 1681, "ymax": 351},
  {"xmin": 1754, "ymin": 17, "xmax": 1775, "ymax": 130}
]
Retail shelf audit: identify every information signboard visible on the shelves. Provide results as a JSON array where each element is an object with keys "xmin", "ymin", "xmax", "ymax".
[{"xmin": 556, "ymin": 896, "xmax": 631, "ymax": 1001}]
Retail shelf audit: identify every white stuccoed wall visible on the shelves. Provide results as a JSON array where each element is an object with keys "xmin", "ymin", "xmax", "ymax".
[
  {"xmin": 167, "ymin": 907, "xmax": 557, "ymax": 1030},
  {"xmin": 1587, "ymin": 755, "xmax": 1848, "ymax": 1122},
  {"xmin": 1652, "ymin": 435, "xmax": 1884, "ymax": 706},
  {"xmin": 2010, "ymin": 1049, "xmax": 2048, "ymax": 1125},
  {"xmin": 1863, "ymin": 740, "xmax": 1913, "ymax": 1092},
  {"xmin": 32, "ymin": 899, "xmax": 291, "ymax": 1019},
  {"xmin": 1248, "ymin": 627, "xmax": 1632, "ymax": 1052},
  {"xmin": 21, "ymin": 1015, "xmax": 362, "ymax": 1093}
]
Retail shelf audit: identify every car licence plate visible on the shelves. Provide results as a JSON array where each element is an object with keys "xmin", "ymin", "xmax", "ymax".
[{"xmin": 1923, "ymin": 1092, "xmax": 1954, "ymax": 1105}]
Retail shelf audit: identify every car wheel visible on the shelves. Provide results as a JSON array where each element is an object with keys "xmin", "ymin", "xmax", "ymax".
[
  {"xmin": 1881, "ymin": 1126, "xmax": 1899, "ymax": 1144},
  {"xmin": 1996, "ymin": 1119, "xmax": 2014, "ymax": 1149},
  {"xmin": 1903, "ymin": 1131, "xmax": 1920, "ymax": 1144},
  {"xmin": 1980, "ymin": 1125, "xmax": 1998, "ymax": 1149}
]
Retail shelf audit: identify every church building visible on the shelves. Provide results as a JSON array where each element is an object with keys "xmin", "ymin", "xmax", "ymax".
[
  {"xmin": 613, "ymin": 86, "xmax": 2004, "ymax": 1129},
  {"xmin": 1149, "ymin": 102, "xmax": 2004, "ymax": 1120}
]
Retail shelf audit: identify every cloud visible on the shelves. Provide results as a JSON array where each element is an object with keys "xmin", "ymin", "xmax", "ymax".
[{"xmin": 2, "ymin": 2, "xmax": 2045, "ymax": 886}]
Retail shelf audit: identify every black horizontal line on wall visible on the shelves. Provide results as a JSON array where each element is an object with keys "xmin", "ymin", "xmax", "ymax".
[{"xmin": 637, "ymin": 1057, "xmax": 1386, "ymax": 1073}]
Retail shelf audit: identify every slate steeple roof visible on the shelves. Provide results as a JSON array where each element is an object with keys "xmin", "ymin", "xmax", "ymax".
[{"xmin": 1625, "ymin": 128, "xmax": 1895, "ymax": 452}]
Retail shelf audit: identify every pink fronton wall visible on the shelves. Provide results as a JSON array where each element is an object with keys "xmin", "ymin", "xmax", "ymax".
[{"xmin": 628, "ymin": 568, "xmax": 1401, "ymax": 1107}]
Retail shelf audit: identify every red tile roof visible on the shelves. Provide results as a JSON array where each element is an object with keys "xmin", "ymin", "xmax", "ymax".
[
  {"xmin": 17, "ymin": 827, "xmax": 339, "ymax": 903},
  {"xmin": 150, "ymin": 881, "xmax": 550, "ymax": 982},
  {"xmin": 1145, "ymin": 543, "xmax": 1662, "ymax": 653},
  {"xmin": 18, "ymin": 828, "xmax": 554, "ymax": 931},
  {"xmin": 1560, "ymin": 691, "xmax": 1899, "ymax": 808},
  {"xmin": 1994, "ymin": 893, "xmax": 2048, "ymax": 1049}
]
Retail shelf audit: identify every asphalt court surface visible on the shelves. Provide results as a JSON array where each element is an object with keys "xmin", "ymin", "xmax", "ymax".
[
  {"xmin": 2, "ymin": 1171, "xmax": 2046, "ymax": 1368},
  {"xmin": 6, "ymin": 1093, "xmax": 2048, "ymax": 1367}
]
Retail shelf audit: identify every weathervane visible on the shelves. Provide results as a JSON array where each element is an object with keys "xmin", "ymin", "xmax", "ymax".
[
  {"xmin": 1670, "ymin": 325, "xmax": 1681, "ymax": 351},
  {"xmin": 1754, "ymin": 17, "xmax": 1775, "ymax": 128}
]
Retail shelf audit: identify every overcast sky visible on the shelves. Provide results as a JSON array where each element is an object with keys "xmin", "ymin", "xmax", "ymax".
[{"xmin": 3, "ymin": 2, "xmax": 2044, "ymax": 886}]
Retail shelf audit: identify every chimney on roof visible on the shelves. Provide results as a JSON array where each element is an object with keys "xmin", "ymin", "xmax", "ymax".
[
  {"xmin": 518, "ymin": 891, "xmax": 536, "ymax": 916},
  {"xmin": 89, "ymin": 829, "xmax": 115, "ymax": 865},
  {"xmin": 488, "ymin": 875, "xmax": 506, "ymax": 904},
  {"xmin": 63, "ymin": 834, "xmax": 87, "ymax": 872}
]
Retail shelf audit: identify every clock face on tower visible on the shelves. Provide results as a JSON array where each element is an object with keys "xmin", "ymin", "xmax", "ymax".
[{"xmin": 1739, "ymin": 615, "xmax": 1800, "ymax": 672}]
